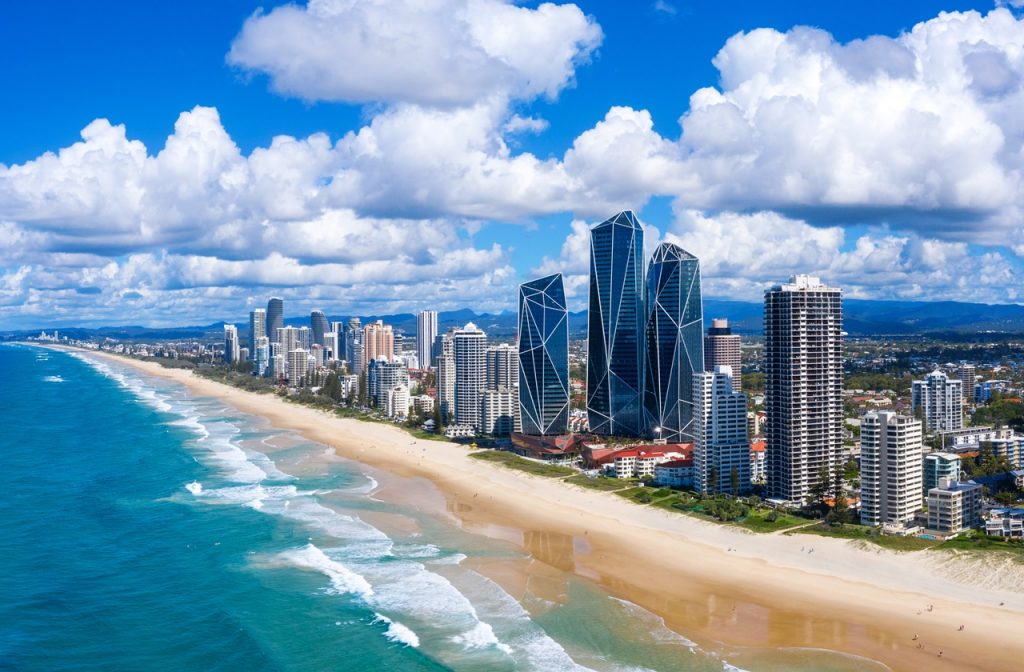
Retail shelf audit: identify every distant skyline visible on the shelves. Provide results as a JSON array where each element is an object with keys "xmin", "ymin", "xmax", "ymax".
[{"xmin": 2, "ymin": 0, "xmax": 1024, "ymax": 329}]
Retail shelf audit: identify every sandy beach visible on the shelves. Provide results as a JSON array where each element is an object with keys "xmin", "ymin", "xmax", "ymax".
[{"xmin": 72, "ymin": 348, "xmax": 1024, "ymax": 671}]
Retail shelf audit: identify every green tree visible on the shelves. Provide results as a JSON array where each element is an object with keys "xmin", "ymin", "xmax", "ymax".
[
  {"xmin": 730, "ymin": 467, "xmax": 740, "ymax": 495},
  {"xmin": 806, "ymin": 467, "xmax": 831, "ymax": 515},
  {"xmin": 708, "ymin": 465, "xmax": 719, "ymax": 495}
]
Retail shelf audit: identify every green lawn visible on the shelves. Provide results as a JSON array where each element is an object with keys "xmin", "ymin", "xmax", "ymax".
[
  {"xmin": 564, "ymin": 474, "xmax": 630, "ymax": 492},
  {"xmin": 736, "ymin": 511, "xmax": 808, "ymax": 533},
  {"xmin": 468, "ymin": 450, "xmax": 577, "ymax": 477},
  {"xmin": 790, "ymin": 524, "xmax": 941, "ymax": 551},
  {"xmin": 939, "ymin": 532, "xmax": 1024, "ymax": 560}
]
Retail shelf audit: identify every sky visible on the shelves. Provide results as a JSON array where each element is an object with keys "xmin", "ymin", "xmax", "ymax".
[{"xmin": 2, "ymin": 0, "xmax": 1024, "ymax": 328}]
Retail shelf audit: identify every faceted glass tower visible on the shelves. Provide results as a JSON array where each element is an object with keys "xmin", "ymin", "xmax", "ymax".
[
  {"xmin": 587, "ymin": 211, "xmax": 644, "ymax": 436},
  {"xmin": 518, "ymin": 274, "xmax": 569, "ymax": 436},
  {"xmin": 267, "ymin": 297, "xmax": 284, "ymax": 344},
  {"xmin": 643, "ymin": 243, "xmax": 703, "ymax": 442}
]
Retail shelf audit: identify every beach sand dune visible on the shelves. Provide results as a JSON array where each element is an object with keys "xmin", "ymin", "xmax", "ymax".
[{"xmin": 78, "ymin": 349, "xmax": 1024, "ymax": 672}]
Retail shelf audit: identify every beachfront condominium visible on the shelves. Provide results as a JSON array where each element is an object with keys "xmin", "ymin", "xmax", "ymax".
[
  {"xmin": 368, "ymin": 358, "xmax": 409, "ymax": 407},
  {"xmin": 453, "ymin": 322, "xmax": 487, "ymax": 430},
  {"xmin": 764, "ymin": 275, "xmax": 844, "ymax": 504},
  {"xmin": 486, "ymin": 344, "xmax": 518, "ymax": 390},
  {"xmin": 254, "ymin": 336, "xmax": 269, "ymax": 376},
  {"xmin": 959, "ymin": 363, "xmax": 976, "ymax": 403},
  {"xmin": 224, "ymin": 324, "xmax": 240, "ymax": 364},
  {"xmin": 287, "ymin": 348, "xmax": 309, "ymax": 387},
  {"xmin": 249, "ymin": 308, "xmax": 266, "ymax": 359},
  {"xmin": 923, "ymin": 452, "xmax": 961, "ymax": 496},
  {"xmin": 518, "ymin": 274, "xmax": 570, "ymax": 436},
  {"xmin": 267, "ymin": 297, "xmax": 284, "ymax": 344},
  {"xmin": 363, "ymin": 320, "xmax": 394, "ymax": 372},
  {"xmin": 912, "ymin": 370, "xmax": 963, "ymax": 433},
  {"xmin": 859, "ymin": 411, "xmax": 924, "ymax": 528},
  {"xmin": 643, "ymin": 242, "xmax": 703, "ymax": 442},
  {"xmin": 310, "ymin": 310, "xmax": 330, "ymax": 347},
  {"xmin": 437, "ymin": 329, "xmax": 456, "ymax": 423},
  {"xmin": 588, "ymin": 211, "xmax": 645, "ymax": 437},
  {"xmin": 693, "ymin": 366, "xmax": 750, "ymax": 495},
  {"xmin": 417, "ymin": 310, "xmax": 438, "ymax": 370},
  {"xmin": 704, "ymin": 318, "xmax": 741, "ymax": 392}
]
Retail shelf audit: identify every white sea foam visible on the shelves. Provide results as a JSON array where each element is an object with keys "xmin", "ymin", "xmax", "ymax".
[
  {"xmin": 277, "ymin": 543, "xmax": 374, "ymax": 600},
  {"xmin": 452, "ymin": 621, "xmax": 513, "ymax": 654},
  {"xmin": 429, "ymin": 553, "xmax": 468, "ymax": 566},
  {"xmin": 373, "ymin": 613, "xmax": 420, "ymax": 648},
  {"xmin": 185, "ymin": 481, "xmax": 203, "ymax": 496},
  {"xmin": 42, "ymin": 375, "xmax": 64, "ymax": 382}
]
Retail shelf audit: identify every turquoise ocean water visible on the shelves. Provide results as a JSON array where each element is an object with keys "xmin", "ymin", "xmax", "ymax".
[{"xmin": 0, "ymin": 345, "xmax": 885, "ymax": 671}]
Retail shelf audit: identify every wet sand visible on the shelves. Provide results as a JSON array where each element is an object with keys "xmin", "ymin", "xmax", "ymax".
[{"xmin": 73, "ymin": 349, "xmax": 1024, "ymax": 671}]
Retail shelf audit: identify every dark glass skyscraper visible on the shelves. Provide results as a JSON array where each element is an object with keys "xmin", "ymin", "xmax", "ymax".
[
  {"xmin": 310, "ymin": 310, "xmax": 329, "ymax": 346},
  {"xmin": 587, "ymin": 211, "xmax": 644, "ymax": 436},
  {"xmin": 267, "ymin": 297, "xmax": 284, "ymax": 344},
  {"xmin": 518, "ymin": 274, "xmax": 569, "ymax": 436},
  {"xmin": 643, "ymin": 243, "xmax": 703, "ymax": 442}
]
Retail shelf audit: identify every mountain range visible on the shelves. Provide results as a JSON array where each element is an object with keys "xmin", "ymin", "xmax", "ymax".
[{"xmin": 7, "ymin": 299, "xmax": 1024, "ymax": 342}]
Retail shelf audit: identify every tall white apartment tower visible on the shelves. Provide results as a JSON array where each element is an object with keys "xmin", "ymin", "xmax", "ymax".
[
  {"xmin": 249, "ymin": 309, "xmax": 266, "ymax": 360},
  {"xmin": 224, "ymin": 324, "xmax": 240, "ymax": 364},
  {"xmin": 859, "ymin": 411, "xmax": 924, "ymax": 528},
  {"xmin": 704, "ymin": 318, "xmax": 742, "ymax": 392},
  {"xmin": 437, "ymin": 329, "xmax": 456, "ymax": 423},
  {"xmin": 693, "ymin": 366, "xmax": 750, "ymax": 495},
  {"xmin": 453, "ymin": 323, "xmax": 487, "ymax": 430},
  {"xmin": 287, "ymin": 348, "xmax": 309, "ymax": 387},
  {"xmin": 911, "ymin": 370, "xmax": 963, "ymax": 432},
  {"xmin": 417, "ymin": 310, "xmax": 438, "ymax": 370},
  {"xmin": 764, "ymin": 275, "xmax": 844, "ymax": 504}
]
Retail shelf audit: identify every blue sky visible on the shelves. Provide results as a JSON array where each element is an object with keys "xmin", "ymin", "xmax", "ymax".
[{"xmin": 1, "ymin": 0, "xmax": 1023, "ymax": 328}]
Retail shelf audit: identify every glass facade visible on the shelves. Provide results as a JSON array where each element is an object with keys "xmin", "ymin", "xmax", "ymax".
[
  {"xmin": 266, "ymin": 297, "xmax": 284, "ymax": 344},
  {"xmin": 518, "ymin": 274, "xmax": 569, "ymax": 436},
  {"xmin": 587, "ymin": 211, "xmax": 644, "ymax": 436},
  {"xmin": 310, "ymin": 310, "xmax": 329, "ymax": 347},
  {"xmin": 643, "ymin": 243, "xmax": 703, "ymax": 442}
]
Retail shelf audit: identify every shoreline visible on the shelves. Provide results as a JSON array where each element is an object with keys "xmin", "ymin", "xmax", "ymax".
[{"xmin": 52, "ymin": 346, "xmax": 1024, "ymax": 672}]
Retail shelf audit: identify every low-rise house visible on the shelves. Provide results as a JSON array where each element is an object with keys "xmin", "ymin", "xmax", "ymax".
[
  {"xmin": 654, "ymin": 454, "xmax": 695, "ymax": 488},
  {"xmin": 985, "ymin": 509, "xmax": 1024, "ymax": 538}
]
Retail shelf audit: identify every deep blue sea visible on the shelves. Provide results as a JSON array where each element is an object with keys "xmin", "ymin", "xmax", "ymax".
[{"xmin": 0, "ymin": 345, "xmax": 885, "ymax": 671}]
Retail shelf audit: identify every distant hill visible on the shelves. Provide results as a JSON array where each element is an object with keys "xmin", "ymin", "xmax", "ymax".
[{"xmin": 5, "ymin": 298, "xmax": 1024, "ymax": 341}]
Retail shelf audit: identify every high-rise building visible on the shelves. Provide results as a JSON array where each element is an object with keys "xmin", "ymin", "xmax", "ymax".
[
  {"xmin": 368, "ymin": 358, "xmax": 410, "ymax": 407},
  {"xmin": 249, "ymin": 309, "xmax": 266, "ymax": 360},
  {"xmin": 323, "ymin": 332, "xmax": 339, "ymax": 361},
  {"xmin": 693, "ymin": 366, "xmax": 749, "ymax": 495},
  {"xmin": 267, "ymin": 297, "xmax": 284, "ymax": 344},
  {"xmin": 518, "ymin": 274, "xmax": 570, "ymax": 436},
  {"xmin": 345, "ymin": 318, "xmax": 363, "ymax": 373},
  {"xmin": 480, "ymin": 388, "xmax": 518, "ymax": 436},
  {"xmin": 224, "ymin": 324, "xmax": 240, "ymax": 364},
  {"xmin": 385, "ymin": 385, "xmax": 410, "ymax": 420},
  {"xmin": 297, "ymin": 326, "xmax": 312, "ymax": 351},
  {"xmin": 437, "ymin": 329, "xmax": 456, "ymax": 423},
  {"xmin": 959, "ymin": 364, "xmax": 976, "ymax": 403},
  {"xmin": 643, "ymin": 242, "xmax": 703, "ymax": 442},
  {"xmin": 453, "ymin": 322, "xmax": 487, "ymax": 430},
  {"xmin": 277, "ymin": 326, "xmax": 300, "ymax": 357},
  {"xmin": 764, "ymin": 275, "xmax": 844, "ymax": 504},
  {"xmin": 859, "ymin": 412, "xmax": 924, "ymax": 528},
  {"xmin": 417, "ymin": 310, "xmax": 438, "ymax": 369},
  {"xmin": 486, "ymin": 344, "xmax": 518, "ymax": 390},
  {"xmin": 311, "ymin": 310, "xmax": 330, "ymax": 347},
  {"xmin": 704, "ymin": 318, "xmax": 741, "ymax": 391},
  {"xmin": 912, "ymin": 370, "xmax": 963, "ymax": 432},
  {"xmin": 287, "ymin": 348, "xmax": 309, "ymax": 387},
  {"xmin": 364, "ymin": 320, "xmax": 394, "ymax": 371},
  {"xmin": 254, "ymin": 336, "xmax": 270, "ymax": 376},
  {"xmin": 587, "ymin": 211, "xmax": 644, "ymax": 437},
  {"xmin": 331, "ymin": 321, "xmax": 346, "ymax": 360}
]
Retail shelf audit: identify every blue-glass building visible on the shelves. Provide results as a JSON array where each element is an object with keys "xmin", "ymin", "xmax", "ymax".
[
  {"xmin": 518, "ymin": 274, "xmax": 569, "ymax": 436},
  {"xmin": 587, "ymin": 211, "xmax": 645, "ymax": 437},
  {"xmin": 643, "ymin": 243, "xmax": 703, "ymax": 442},
  {"xmin": 267, "ymin": 297, "xmax": 284, "ymax": 343},
  {"xmin": 310, "ymin": 310, "xmax": 329, "ymax": 347}
]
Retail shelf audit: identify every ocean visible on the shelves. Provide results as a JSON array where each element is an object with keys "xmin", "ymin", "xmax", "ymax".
[{"xmin": 0, "ymin": 344, "xmax": 884, "ymax": 671}]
